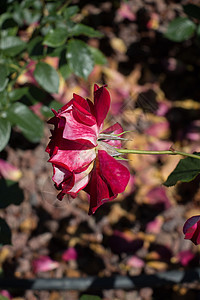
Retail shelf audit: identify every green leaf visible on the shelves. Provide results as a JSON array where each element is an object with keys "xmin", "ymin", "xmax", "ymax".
[
  {"xmin": 63, "ymin": 5, "xmax": 79, "ymax": 19},
  {"xmin": 43, "ymin": 28, "xmax": 68, "ymax": 47},
  {"xmin": 89, "ymin": 46, "xmax": 107, "ymax": 65},
  {"xmin": 9, "ymin": 87, "xmax": 28, "ymax": 101},
  {"xmin": 164, "ymin": 153, "xmax": 200, "ymax": 187},
  {"xmin": 0, "ymin": 179, "xmax": 23, "ymax": 208},
  {"xmin": 0, "ymin": 90, "xmax": 8, "ymax": 110},
  {"xmin": 68, "ymin": 24, "xmax": 103, "ymax": 38},
  {"xmin": 165, "ymin": 17, "xmax": 196, "ymax": 42},
  {"xmin": 197, "ymin": 24, "xmax": 200, "ymax": 37},
  {"xmin": 0, "ymin": 36, "xmax": 26, "ymax": 56},
  {"xmin": 27, "ymin": 85, "xmax": 47, "ymax": 104},
  {"xmin": 0, "ymin": 217, "xmax": 11, "ymax": 245},
  {"xmin": 59, "ymin": 63, "xmax": 71, "ymax": 79},
  {"xmin": 66, "ymin": 39, "xmax": 94, "ymax": 79},
  {"xmin": 22, "ymin": 8, "xmax": 41, "ymax": 25},
  {"xmin": 183, "ymin": 4, "xmax": 200, "ymax": 20},
  {"xmin": 0, "ymin": 118, "xmax": 11, "ymax": 151},
  {"xmin": 0, "ymin": 64, "xmax": 8, "ymax": 92},
  {"xmin": 34, "ymin": 62, "xmax": 59, "ymax": 93},
  {"xmin": 1, "ymin": 17, "xmax": 18, "ymax": 37},
  {"xmin": 1, "ymin": 27, "xmax": 18, "ymax": 37},
  {"xmin": 46, "ymin": 45, "xmax": 66, "ymax": 58},
  {"xmin": 80, "ymin": 295, "xmax": 101, "ymax": 300},
  {"xmin": 0, "ymin": 14, "xmax": 18, "ymax": 37},
  {"xmin": 7, "ymin": 102, "xmax": 43, "ymax": 143},
  {"xmin": 0, "ymin": 12, "xmax": 12, "ymax": 28},
  {"xmin": 27, "ymin": 36, "xmax": 44, "ymax": 59}
]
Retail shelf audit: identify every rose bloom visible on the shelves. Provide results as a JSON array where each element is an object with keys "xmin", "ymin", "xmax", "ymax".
[
  {"xmin": 183, "ymin": 215, "xmax": 200, "ymax": 245},
  {"xmin": 46, "ymin": 84, "xmax": 130, "ymax": 214}
]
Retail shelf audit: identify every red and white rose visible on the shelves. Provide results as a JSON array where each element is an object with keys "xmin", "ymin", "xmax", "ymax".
[{"xmin": 46, "ymin": 84, "xmax": 130, "ymax": 214}]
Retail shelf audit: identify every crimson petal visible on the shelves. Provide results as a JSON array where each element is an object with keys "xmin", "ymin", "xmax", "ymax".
[
  {"xmin": 94, "ymin": 85, "xmax": 111, "ymax": 129},
  {"xmin": 98, "ymin": 150, "xmax": 130, "ymax": 194},
  {"xmin": 86, "ymin": 163, "xmax": 117, "ymax": 215},
  {"xmin": 183, "ymin": 215, "xmax": 200, "ymax": 245},
  {"xmin": 73, "ymin": 94, "xmax": 96, "ymax": 126}
]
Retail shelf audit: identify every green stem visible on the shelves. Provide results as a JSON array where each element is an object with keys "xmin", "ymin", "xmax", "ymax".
[
  {"xmin": 57, "ymin": 0, "xmax": 72, "ymax": 15},
  {"xmin": 8, "ymin": 64, "xmax": 21, "ymax": 72},
  {"xmin": 117, "ymin": 149, "xmax": 200, "ymax": 160}
]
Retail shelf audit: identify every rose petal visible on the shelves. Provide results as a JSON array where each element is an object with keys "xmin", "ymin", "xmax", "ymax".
[
  {"xmin": 86, "ymin": 150, "xmax": 130, "ymax": 214},
  {"xmin": 52, "ymin": 165, "xmax": 74, "ymax": 191},
  {"xmin": 62, "ymin": 110, "xmax": 98, "ymax": 145},
  {"xmin": 183, "ymin": 215, "xmax": 200, "ymax": 245},
  {"xmin": 73, "ymin": 94, "xmax": 96, "ymax": 126},
  {"xmin": 98, "ymin": 150, "xmax": 130, "ymax": 194},
  {"xmin": 32, "ymin": 256, "xmax": 59, "ymax": 273},
  {"xmin": 67, "ymin": 162, "xmax": 94, "ymax": 194},
  {"xmin": 146, "ymin": 186, "xmax": 171, "ymax": 210},
  {"xmin": 49, "ymin": 142, "xmax": 96, "ymax": 172},
  {"xmin": 62, "ymin": 247, "xmax": 78, "ymax": 261},
  {"xmin": 127, "ymin": 256, "xmax": 145, "ymax": 268},
  {"xmin": 46, "ymin": 84, "xmax": 131, "ymax": 215},
  {"xmin": 117, "ymin": 2, "xmax": 136, "ymax": 21},
  {"xmin": 94, "ymin": 85, "xmax": 111, "ymax": 129},
  {"xmin": 0, "ymin": 159, "xmax": 22, "ymax": 181},
  {"xmin": 85, "ymin": 162, "xmax": 117, "ymax": 215},
  {"xmin": 0, "ymin": 290, "xmax": 12, "ymax": 299},
  {"xmin": 146, "ymin": 217, "xmax": 163, "ymax": 234},
  {"xmin": 177, "ymin": 250, "xmax": 195, "ymax": 266}
]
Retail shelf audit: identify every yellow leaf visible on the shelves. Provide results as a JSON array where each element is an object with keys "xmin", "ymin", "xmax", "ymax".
[
  {"xmin": 147, "ymin": 261, "xmax": 168, "ymax": 270},
  {"xmin": 110, "ymin": 37, "xmax": 127, "ymax": 53}
]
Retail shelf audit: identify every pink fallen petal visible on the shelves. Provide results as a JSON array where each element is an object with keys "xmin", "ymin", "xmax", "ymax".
[
  {"xmin": 117, "ymin": 3, "xmax": 136, "ymax": 21},
  {"xmin": 146, "ymin": 186, "xmax": 171, "ymax": 210},
  {"xmin": 126, "ymin": 256, "xmax": 145, "ymax": 268},
  {"xmin": 187, "ymin": 132, "xmax": 200, "ymax": 141},
  {"xmin": 147, "ymin": 13, "xmax": 159, "ymax": 30},
  {"xmin": 156, "ymin": 102, "xmax": 170, "ymax": 117},
  {"xmin": 32, "ymin": 256, "xmax": 59, "ymax": 273},
  {"xmin": 146, "ymin": 217, "xmax": 163, "ymax": 234},
  {"xmin": 145, "ymin": 121, "xmax": 169, "ymax": 138},
  {"xmin": 177, "ymin": 250, "xmax": 195, "ymax": 266},
  {"xmin": 183, "ymin": 215, "xmax": 200, "ymax": 245},
  {"xmin": 0, "ymin": 290, "xmax": 12, "ymax": 299},
  {"xmin": 0, "ymin": 159, "xmax": 22, "ymax": 181},
  {"xmin": 186, "ymin": 120, "xmax": 200, "ymax": 141},
  {"xmin": 62, "ymin": 248, "xmax": 78, "ymax": 261}
]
